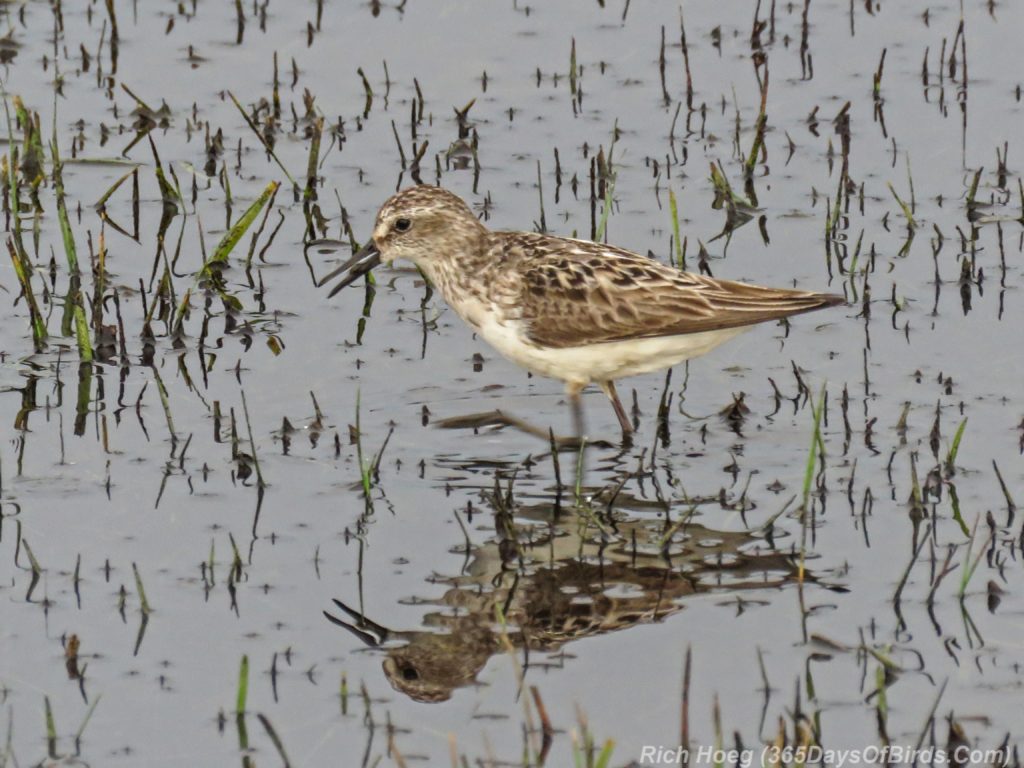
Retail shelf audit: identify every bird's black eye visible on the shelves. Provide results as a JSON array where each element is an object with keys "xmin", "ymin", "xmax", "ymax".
[
  {"xmin": 394, "ymin": 218, "xmax": 411, "ymax": 233},
  {"xmin": 401, "ymin": 665, "xmax": 419, "ymax": 681}
]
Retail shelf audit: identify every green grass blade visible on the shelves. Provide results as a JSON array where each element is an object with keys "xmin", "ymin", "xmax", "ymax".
[
  {"xmin": 173, "ymin": 180, "xmax": 278, "ymax": 330},
  {"xmin": 43, "ymin": 695, "xmax": 57, "ymax": 757},
  {"xmin": 669, "ymin": 187, "xmax": 683, "ymax": 269},
  {"xmin": 75, "ymin": 694, "xmax": 102, "ymax": 741},
  {"xmin": 946, "ymin": 417, "xmax": 968, "ymax": 469},
  {"xmin": 799, "ymin": 384, "xmax": 827, "ymax": 582},
  {"xmin": 594, "ymin": 176, "xmax": 614, "ymax": 242},
  {"xmin": 72, "ymin": 306, "xmax": 93, "ymax": 362},
  {"xmin": 6, "ymin": 237, "xmax": 47, "ymax": 351},
  {"xmin": 594, "ymin": 740, "xmax": 615, "ymax": 768},
  {"xmin": 304, "ymin": 116, "xmax": 324, "ymax": 201},
  {"xmin": 52, "ymin": 132, "xmax": 94, "ymax": 361},
  {"xmin": 236, "ymin": 654, "xmax": 249, "ymax": 715},
  {"xmin": 132, "ymin": 562, "xmax": 151, "ymax": 615},
  {"xmin": 887, "ymin": 181, "xmax": 917, "ymax": 229},
  {"xmin": 801, "ymin": 384, "xmax": 827, "ymax": 510},
  {"xmin": 207, "ymin": 180, "xmax": 279, "ymax": 269},
  {"xmin": 50, "ymin": 139, "xmax": 79, "ymax": 274},
  {"xmin": 227, "ymin": 91, "xmax": 297, "ymax": 187}
]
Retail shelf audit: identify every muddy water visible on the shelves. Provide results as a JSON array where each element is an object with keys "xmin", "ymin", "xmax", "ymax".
[{"xmin": 1, "ymin": 1, "xmax": 1022, "ymax": 766}]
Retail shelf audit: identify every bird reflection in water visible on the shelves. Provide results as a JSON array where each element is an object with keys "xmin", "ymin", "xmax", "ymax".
[{"xmin": 325, "ymin": 489, "xmax": 812, "ymax": 703}]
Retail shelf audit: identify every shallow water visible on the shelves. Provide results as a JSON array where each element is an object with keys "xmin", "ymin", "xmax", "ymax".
[{"xmin": 1, "ymin": 1, "xmax": 1023, "ymax": 766}]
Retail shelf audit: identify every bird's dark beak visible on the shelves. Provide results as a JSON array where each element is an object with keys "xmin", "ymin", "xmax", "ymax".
[
  {"xmin": 322, "ymin": 240, "xmax": 381, "ymax": 297},
  {"xmin": 323, "ymin": 598, "xmax": 391, "ymax": 647}
]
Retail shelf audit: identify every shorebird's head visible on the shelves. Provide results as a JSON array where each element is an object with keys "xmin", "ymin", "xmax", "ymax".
[{"xmin": 324, "ymin": 185, "xmax": 483, "ymax": 296}]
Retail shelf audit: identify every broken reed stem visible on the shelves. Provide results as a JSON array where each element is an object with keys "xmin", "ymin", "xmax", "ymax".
[
  {"xmin": 390, "ymin": 119, "xmax": 407, "ymax": 169},
  {"xmin": 536, "ymin": 159, "xmax": 546, "ymax": 232},
  {"xmin": 744, "ymin": 68, "xmax": 769, "ymax": 175},
  {"xmin": 991, "ymin": 460, "xmax": 1016, "ymax": 521},
  {"xmin": 357, "ymin": 67, "xmax": 373, "ymax": 118},
  {"xmin": 569, "ymin": 37, "xmax": 578, "ymax": 96},
  {"xmin": 304, "ymin": 116, "xmax": 324, "ymax": 201},
  {"xmin": 594, "ymin": 175, "xmax": 614, "ymax": 242},
  {"xmin": 679, "ymin": 6, "xmax": 694, "ymax": 108},
  {"xmin": 104, "ymin": 0, "xmax": 119, "ymax": 42},
  {"xmin": 120, "ymin": 82, "xmax": 154, "ymax": 114},
  {"xmin": 149, "ymin": 362, "xmax": 177, "ymax": 441},
  {"xmin": 873, "ymin": 48, "xmax": 886, "ymax": 99},
  {"xmin": 966, "ymin": 167, "xmax": 982, "ymax": 210},
  {"xmin": 240, "ymin": 387, "xmax": 265, "ymax": 488}
]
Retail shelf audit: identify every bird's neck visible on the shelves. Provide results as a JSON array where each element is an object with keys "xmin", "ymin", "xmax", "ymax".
[{"xmin": 417, "ymin": 229, "xmax": 495, "ymax": 308}]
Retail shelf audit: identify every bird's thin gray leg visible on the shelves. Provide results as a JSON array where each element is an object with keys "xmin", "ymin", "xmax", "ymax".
[
  {"xmin": 599, "ymin": 381, "xmax": 633, "ymax": 437},
  {"xmin": 566, "ymin": 381, "xmax": 586, "ymax": 441}
]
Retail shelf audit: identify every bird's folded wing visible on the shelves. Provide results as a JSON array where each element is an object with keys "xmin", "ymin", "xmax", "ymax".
[{"xmin": 514, "ymin": 247, "xmax": 843, "ymax": 348}]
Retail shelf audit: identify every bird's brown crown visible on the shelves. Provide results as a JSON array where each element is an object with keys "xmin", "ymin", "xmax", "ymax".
[{"xmin": 376, "ymin": 185, "xmax": 475, "ymax": 228}]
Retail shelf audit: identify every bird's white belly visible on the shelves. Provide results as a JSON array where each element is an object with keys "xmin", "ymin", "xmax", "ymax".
[{"xmin": 474, "ymin": 314, "xmax": 746, "ymax": 386}]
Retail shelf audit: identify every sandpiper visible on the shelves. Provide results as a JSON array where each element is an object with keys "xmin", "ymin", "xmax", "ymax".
[{"xmin": 323, "ymin": 185, "xmax": 844, "ymax": 439}]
